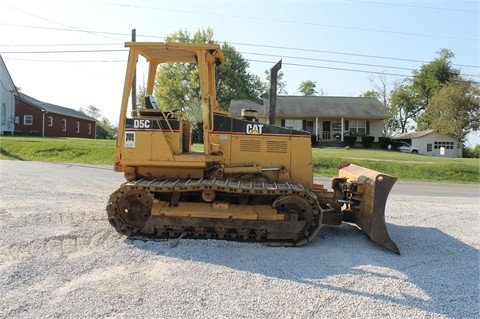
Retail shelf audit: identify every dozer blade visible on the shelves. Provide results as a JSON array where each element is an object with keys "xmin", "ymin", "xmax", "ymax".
[{"xmin": 338, "ymin": 163, "xmax": 400, "ymax": 254}]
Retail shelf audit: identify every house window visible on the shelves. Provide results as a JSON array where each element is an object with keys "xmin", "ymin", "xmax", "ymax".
[
  {"xmin": 332, "ymin": 121, "xmax": 342, "ymax": 131},
  {"xmin": 76, "ymin": 121, "xmax": 80, "ymax": 133},
  {"xmin": 62, "ymin": 119, "xmax": 67, "ymax": 131},
  {"xmin": 1, "ymin": 103, "xmax": 5, "ymax": 125},
  {"xmin": 88, "ymin": 124, "xmax": 92, "ymax": 135},
  {"xmin": 427, "ymin": 144, "xmax": 432, "ymax": 152},
  {"xmin": 24, "ymin": 115, "xmax": 33, "ymax": 125},
  {"xmin": 434, "ymin": 141, "xmax": 453, "ymax": 150},
  {"xmin": 349, "ymin": 120, "xmax": 366, "ymax": 135},
  {"xmin": 48, "ymin": 117, "xmax": 53, "ymax": 126},
  {"xmin": 284, "ymin": 119, "xmax": 303, "ymax": 130}
]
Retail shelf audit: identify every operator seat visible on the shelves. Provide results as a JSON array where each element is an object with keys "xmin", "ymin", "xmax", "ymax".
[{"xmin": 145, "ymin": 95, "xmax": 160, "ymax": 110}]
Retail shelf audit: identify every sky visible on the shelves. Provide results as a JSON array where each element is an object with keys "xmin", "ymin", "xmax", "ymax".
[{"xmin": 1, "ymin": 0, "xmax": 479, "ymax": 145}]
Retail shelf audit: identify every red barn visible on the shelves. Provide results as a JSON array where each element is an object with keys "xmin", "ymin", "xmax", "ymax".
[{"xmin": 15, "ymin": 93, "xmax": 96, "ymax": 138}]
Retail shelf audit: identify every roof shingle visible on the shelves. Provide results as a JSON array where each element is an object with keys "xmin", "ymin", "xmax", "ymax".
[
  {"xmin": 18, "ymin": 93, "xmax": 96, "ymax": 122},
  {"xmin": 230, "ymin": 96, "xmax": 391, "ymax": 119}
]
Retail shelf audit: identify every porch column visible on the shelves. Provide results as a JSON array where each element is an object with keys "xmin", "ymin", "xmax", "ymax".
[
  {"xmin": 341, "ymin": 117, "xmax": 344, "ymax": 141},
  {"xmin": 42, "ymin": 110, "xmax": 47, "ymax": 137},
  {"xmin": 315, "ymin": 116, "xmax": 318, "ymax": 141}
]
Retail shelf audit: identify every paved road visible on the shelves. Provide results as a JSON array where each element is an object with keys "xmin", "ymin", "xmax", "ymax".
[{"xmin": 315, "ymin": 176, "xmax": 479, "ymax": 199}]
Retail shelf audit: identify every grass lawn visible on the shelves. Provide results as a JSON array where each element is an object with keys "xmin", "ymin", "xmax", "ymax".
[
  {"xmin": 312, "ymin": 147, "xmax": 479, "ymax": 183},
  {"xmin": 0, "ymin": 136, "xmax": 115, "ymax": 165},
  {"xmin": 1, "ymin": 136, "xmax": 478, "ymax": 184}
]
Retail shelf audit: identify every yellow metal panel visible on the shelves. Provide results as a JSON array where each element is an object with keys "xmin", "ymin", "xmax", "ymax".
[
  {"xmin": 230, "ymin": 135, "xmax": 290, "ymax": 167},
  {"xmin": 151, "ymin": 201, "xmax": 282, "ymax": 221},
  {"xmin": 210, "ymin": 133, "xmax": 231, "ymax": 164},
  {"xmin": 290, "ymin": 136, "xmax": 314, "ymax": 187},
  {"xmin": 136, "ymin": 167, "xmax": 203, "ymax": 179},
  {"xmin": 124, "ymin": 42, "xmax": 225, "ymax": 64},
  {"xmin": 121, "ymin": 131, "xmax": 153, "ymax": 161},
  {"xmin": 174, "ymin": 153, "xmax": 223, "ymax": 163}
]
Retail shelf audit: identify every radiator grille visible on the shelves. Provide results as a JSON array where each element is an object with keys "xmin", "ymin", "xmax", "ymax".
[
  {"xmin": 239, "ymin": 139, "xmax": 261, "ymax": 152},
  {"xmin": 266, "ymin": 141, "xmax": 288, "ymax": 153}
]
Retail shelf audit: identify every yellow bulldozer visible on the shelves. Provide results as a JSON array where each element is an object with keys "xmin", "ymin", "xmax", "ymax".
[{"xmin": 107, "ymin": 42, "xmax": 399, "ymax": 254}]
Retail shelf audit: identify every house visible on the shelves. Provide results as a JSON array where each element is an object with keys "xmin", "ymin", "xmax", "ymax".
[
  {"xmin": 0, "ymin": 54, "xmax": 19, "ymax": 135},
  {"xmin": 230, "ymin": 96, "xmax": 391, "ymax": 142},
  {"xmin": 391, "ymin": 130, "xmax": 462, "ymax": 157},
  {"xmin": 15, "ymin": 93, "xmax": 97, "ymax": 139}
]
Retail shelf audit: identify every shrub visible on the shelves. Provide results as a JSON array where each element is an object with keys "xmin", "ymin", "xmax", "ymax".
[
  {"xmin": 344, "ymin": 135, "xmax": 357, "ymax": 147},
  {"xmin": 361, "ymin": 136, "xmax": 375, "ymax": 148},
  {"xmin": 378, "ymin": 137, "xmax": 391, "ymax": 149},
  {"xmin": 463, "ymin": 144, "xmax": 480, "ymax": 158}
]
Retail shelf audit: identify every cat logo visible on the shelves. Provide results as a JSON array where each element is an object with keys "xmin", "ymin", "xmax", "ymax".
[{"xmin": 245, "ymin": 123, "xmax": 264, "ymax": 135}]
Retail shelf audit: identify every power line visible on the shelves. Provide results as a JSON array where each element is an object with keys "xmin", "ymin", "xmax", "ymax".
[
  {"xmin": 3, "ymin": 47, "xmax": 479, "ymax": 79},
  {"xmin": 0, "ymin": 42, "xmax": 123, "ymax": 47},
  {"xmin": 0, "ymin": 22, "xmax": 132, "ymax": 38},
  {"xmin": 232, "ymin": 42, "xmax": 480, "ymax": 69},
  {"xmin": 1, "ymin": 23, "xmax": 478, "ymax": 70},
  {"xmin": 242, "ymin": 51, "xmax": 422, "ymax": 72},
  {"xmin": 0, "ymin": 3, "xmax": 123, "ymax": 42},
  {"xmin": 1, "ymin": 49, "xmax": 126, "ymax": 54},
  {"xmin": 352, "ymin": 0, "xmax": 480, "ymax": 13},
  {"xmin": 249, "ymin": 58, "xmax": 413, "ymax": 78},
  {"xmin": 92, "ymin": 1, "xmax": 478, "ymax": 41},
  {"xmin": 4, "ymin": 52, "xmax": 479, "ymax": 81},
  {"xmin": 3, "ymin": 57, "xmax": 124, "ymax": 63}
]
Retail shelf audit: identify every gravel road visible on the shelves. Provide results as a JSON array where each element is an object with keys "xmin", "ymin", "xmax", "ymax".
[{"xmin": 1, "ymin": 160, "xmax": 479, "ymax": 319}]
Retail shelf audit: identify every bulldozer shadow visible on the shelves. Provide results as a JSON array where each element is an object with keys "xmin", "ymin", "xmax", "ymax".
[{"xmin": 126, "ymin": 223, "xmax": 478, "ymax": 319}]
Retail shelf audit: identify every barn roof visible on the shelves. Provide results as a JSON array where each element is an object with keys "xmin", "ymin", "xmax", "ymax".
[
  {"xmin": 18, "ymin": 93, "xmax": 96, "ymax": 122},
  {"xmin": 392, "ymin": 130, "xmax": 436, "ymax": 139}
]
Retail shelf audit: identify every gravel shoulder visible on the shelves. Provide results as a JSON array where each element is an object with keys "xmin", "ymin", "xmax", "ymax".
[{"xmin": 1, "ymin": 160, "xmax": 479, "ymax": 319}]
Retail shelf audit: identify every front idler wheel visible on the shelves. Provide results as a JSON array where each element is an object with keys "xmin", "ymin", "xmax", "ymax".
[{"xmin": 273, "ymin": 195, "xmax": 315, "ymax": 243}]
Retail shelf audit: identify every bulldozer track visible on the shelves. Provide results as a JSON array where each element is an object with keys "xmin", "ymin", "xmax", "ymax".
[{"xmin": 107, "ymin": 178, "xmax": 324, "ymax": 246}]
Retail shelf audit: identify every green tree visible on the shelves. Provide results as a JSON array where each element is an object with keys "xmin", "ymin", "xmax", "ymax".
[
  {"xmin": 384, "ymin": 49, "xmax": 462, "ymax": 135},
  {"xmin": 412, "ymin": 48, "xmax": 460, "ymax": 111},
  {"xmin": 361, "ymin": 89, "xmax": 395, "ymax": 135},
  {"xmin": 298, "ymin": 80, "xmax": 318, "ymax": 96},
  {"xmin": 418, "ymin": 80, "xmax": 480, "ymax": 141},
  {"xmin": 389, "ymin": 83, "xmax": 421, "ymax": 133},
  {"xmin": 136, "ymin": 82, "xmax": 146, "ymax": 109},
  {"xmin": 80, "ymin": 105, "xmax": 102, "ymax": 119},
  {"xmin": 216, "ymin": 43, "xmax": 265, "ymax": 109},
  {"xmin": 79, "ymin": 105, "xmax": 116, "ymax": 139},
  {"xmin": 152, "ymin": 27, "xmax": 264, "ymax": 115},
  {"xmin": 363, "ymin": 74, "xmax": 399, "ymax": 136},
  {"xmin": 361, "ymin": 90, "xmax": 379, "ymax": 98}
]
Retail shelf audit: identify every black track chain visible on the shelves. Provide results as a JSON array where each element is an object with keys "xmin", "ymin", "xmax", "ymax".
[{"xmin": 107, "ymin": 178, "xmax": 323, "ymax": 246}]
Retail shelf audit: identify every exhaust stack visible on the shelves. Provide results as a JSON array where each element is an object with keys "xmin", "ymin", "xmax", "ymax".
[{"xmin": 268, "ymin": 60, "xmax": 282, "ymax": 125}]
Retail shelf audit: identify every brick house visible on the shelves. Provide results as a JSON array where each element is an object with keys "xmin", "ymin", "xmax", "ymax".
[
  {"xmin": 15, "ymin": 93, "xmax": 97, "ymax": 138},
  {"xmin": 230, "ymin": 96, "xmax": 391, "ymax": 142}
]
